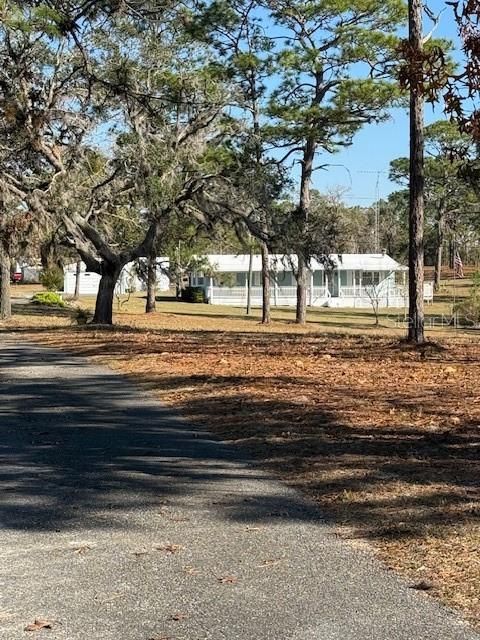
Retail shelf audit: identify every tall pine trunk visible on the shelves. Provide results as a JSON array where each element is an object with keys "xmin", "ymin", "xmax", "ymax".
[
  {"xmin": 0, "ymin": 245, "xmax": 11, "ymax": 322},
  {"xmin": 146, "ymin": 250, "xmax": 157, "ymax": 313},
  {"xmin": 246, "ymin": 246, "xmax": 253, "ymax": 316},
  {"xmin": 260, "ymin": 241, "xmax": 271, "ymax": 324},
  {"xmin": 73, "ymin": 259, "xmax": 82, "ymax": 299},
  {"xmin": 296, "ymin": 138, "xmax": 315, "ymax": 325},
  {"xmin": 251, "ymin": 86, "xmax": 272, "ymax": 326},
  {"xmin": 407, "ymin": 0, "xmax": 425, "ymax": 344},
  {"xmin": 93, "ymin": 262, "xmax": 122, "ymax": 325},
  {"xmin": 296, "ymin": 254, "xmax": 308, "ymax": 324},
  {"xmin": 434, "ymin": 205, "xmax": 445, "ymax": 292}
]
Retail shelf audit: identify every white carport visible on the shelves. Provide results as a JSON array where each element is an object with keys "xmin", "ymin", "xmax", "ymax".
[{"xmin": 64, "ymin": 259, "xmax": 171, "ymax": 296}]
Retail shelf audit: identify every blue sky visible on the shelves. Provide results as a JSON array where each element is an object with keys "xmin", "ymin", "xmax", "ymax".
[
  {"xmin": 313, "ymin": 106, "xmax": 427, "ymax": 206},
  {"xmin": 92, "ymin": 2, "xmax": 462, "ymax": 209},
  {"xmin": 310, "ymin": 1, "xmax": 461, "ymax": 206}
]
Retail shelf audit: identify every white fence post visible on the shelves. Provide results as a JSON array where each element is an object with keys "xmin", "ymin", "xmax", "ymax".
[{"xmin": 209, "ymin": 280, "xmax": 214, "ymax": 304}]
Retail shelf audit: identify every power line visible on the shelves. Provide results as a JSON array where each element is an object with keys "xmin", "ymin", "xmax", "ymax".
[{"xmin": 358, "ymin": 170, "xmax": 388, "ymax": 252}]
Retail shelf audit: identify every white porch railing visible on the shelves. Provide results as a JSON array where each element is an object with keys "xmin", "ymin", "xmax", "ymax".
[
  {"xmin": 339, "ymin": 285, "xmax": 410, "ymax": 299},
  {"xmin": 275, "ymin": 286, "xmax": 297, "ymax": 300},
  {"xmin": 207, "ymin": 282, "xmax": 433, "ymax": 306},
  {"xmin": 209, "ymin": 285, "xmax": 329, "ymax": 306},
  {"xmin": 210, "ymin": 287, "xmax": 246, "ymax": 300}
]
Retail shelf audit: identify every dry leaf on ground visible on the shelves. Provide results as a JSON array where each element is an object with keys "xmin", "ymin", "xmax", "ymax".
[
  {"xmin": 217, "ymin": 575, "xmax": 238, "ymax": 584},
  {"xmin": 73, "ymin": 545, "xmax": 91, "ymax": 554},
  {"xmin": 24, "ymin": 619, "xmax": 54, "ymax": 632},
  {"xmin": 182, "ymin": 565, "xmax": 200, "ymax": 576},
  {"xmin": 170, "ymin": 613, "xmax": 188, "ymax": 621},
  {"xmin": 155, "ymin": 544, "xmax": 185, "ymax": 554}
]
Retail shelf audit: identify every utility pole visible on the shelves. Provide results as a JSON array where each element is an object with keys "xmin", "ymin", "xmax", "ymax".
[
  {"xmin": 408, "ymin": 0, "xmax": 425, "ymax": 344},
  {"xmin": 374, "ymin": 173, "xmax": 381, "ymax": 253},
  {"xmin": 358, "ymin": 170, "xmax": 386, "ymax": 253}
]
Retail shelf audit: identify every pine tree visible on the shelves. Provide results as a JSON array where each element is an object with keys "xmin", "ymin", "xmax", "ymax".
[{"xmin": 264, "ymin": 0, "xmax": 405, "ymax": 323}]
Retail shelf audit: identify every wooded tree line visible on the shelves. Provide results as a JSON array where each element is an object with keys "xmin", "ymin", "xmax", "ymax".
[{"xmin": 0, "ymin": 0, "xmax": 479, "ymax": 341}]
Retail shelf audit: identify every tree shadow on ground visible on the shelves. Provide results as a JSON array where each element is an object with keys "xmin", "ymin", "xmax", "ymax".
[
  {"xmin": 0, "ymin": 345, "xmax": 321, "ymax": 533},
  {"xmin": 11, "ymin": 302, "xmax": 75, "ymax": 319},
  {"xmin": 5, "ymin": 319, "xmax": 480, "ymax": 364},
  {"xmin": 1, "ymin": 326, "xmax": 479, "ymax": 542},
  {"xmin": 128, "ymin": 370, "xmax": 479, "ymax": 541}
]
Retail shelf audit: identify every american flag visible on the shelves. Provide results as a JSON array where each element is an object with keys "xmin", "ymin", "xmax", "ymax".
[{"xmin": 454, "ymin": 252, "xmax": 464, "ymax": 278}]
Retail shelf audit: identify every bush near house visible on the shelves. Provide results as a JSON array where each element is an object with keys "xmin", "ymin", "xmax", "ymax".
[
  {"xmin": 455, "ymin": 298, "xmax": 480, "ymax": 327},
  {"xmin": 72, "ymin": 306, "xmax": 92, "ymax": 325},
  {"xmin": 181, "ymin": 286, "xmax": 207, "ymax": 303},
  {"xmin": 31, "ymin": 292, "xmax": 66, "ymax": 307},
  {"xmin": 39, "ymin": 267, "xmax": 64, "ymax": 292},
  {"xmin": 455, "ymin": 271, "xmax": 480, "ymax": 326}
]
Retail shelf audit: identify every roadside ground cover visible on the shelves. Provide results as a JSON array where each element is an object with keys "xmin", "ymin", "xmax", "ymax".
[{"xmin": 3, "ymin": 285, "xmax": 480, "ymax": 629}]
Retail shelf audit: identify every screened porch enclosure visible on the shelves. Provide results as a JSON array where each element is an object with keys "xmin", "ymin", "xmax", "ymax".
[
  {"xmin": 200, "ymin": 269, "xmax": 328, "ymax": 307},
  {"xmin": 189, "ymin": 254, "xmax": 433, "ymax": 309}
]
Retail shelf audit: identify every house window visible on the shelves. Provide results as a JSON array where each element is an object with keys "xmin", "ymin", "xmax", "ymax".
[
  {"xmin": 276, "ymin": 271, "xmax": 293, "ymax": 286},
  {"xmin": 193, "ymin": 271, "xmax": 204, "ymax": 286},
  {"xmin": 252, "ymin": 272, "xmax": 262, "ymax": 286},
  {"xmin": 236, "ymin": 272, "xmax": 247, "ymax": 286},
  {"xmin": 313, "ymin": 271, "xmax": 324, "ymax": 286},
  {"xmin": 363, "ymin": 271, "xmax": 380, "ymax": 286}
]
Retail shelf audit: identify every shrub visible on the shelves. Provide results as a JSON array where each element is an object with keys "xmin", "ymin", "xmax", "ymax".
[
  {"xmin": 455, "ymin": 299, "xmax": 480, "ymax": 327},
  {"xmin": 181, "ymin": 286, "xmax": 207, "ymax": 303},
  {"xmin": 31, "ymin": 291, "xmax": 66, "ymax": 307},
  {"xmin": 72, "ymin": 306, "xmax": 92, "ymax": 325},
  {"xmin": 39, "ymin": 266, "xmax": 64, "ymax": 291}
]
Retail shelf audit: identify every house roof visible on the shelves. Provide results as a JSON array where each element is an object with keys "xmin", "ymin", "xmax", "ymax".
[
  {"xmin": 64, "ymin": 258, "xmax": 170, "ymax": 273},
  {"xmin": 205, "ymin": 254, "xmax": 406, "ymax": 273}
]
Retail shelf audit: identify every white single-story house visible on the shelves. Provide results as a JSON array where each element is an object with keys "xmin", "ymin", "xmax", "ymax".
[
  {"xmin": 189, "ymin": 253, "xmax": 434, "ymax": 309},
  {"xmin": 64, "ymin": 259, "xmax": 171, "ymax": 296}
]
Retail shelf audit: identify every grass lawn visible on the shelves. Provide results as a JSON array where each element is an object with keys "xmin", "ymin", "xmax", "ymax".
[{"xmin": 3, "ymin": 280, "xmax": 480, "ymax": 629}]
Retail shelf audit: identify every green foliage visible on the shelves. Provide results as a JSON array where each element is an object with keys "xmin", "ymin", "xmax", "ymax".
[
  {"xmin": 266, "ymin": 0, "xmax": 405, "ymax": 154},
  {"xmin": 31, "ymin": 291, "xmax": 65, "ymax": 307},
  {"xmin": 39, "ymin": 267, "xmax": 64, "ymax": 291},
  {"xmin": 455, "ymin": 273, "xmax": 480, "ymax": 327},
  {"xmin": 72, "ymin": 306, "xmax": 92, "ymax": 325},
  {"xmin": 472, "ymin": 271, "xmax": 480, "ymax": 290},
  {"xmin": 455, "ymin": 298, "xmax": 480, "ymax": 327},
  {"xmin": 181, "ymin": 286, "xmax": 207, "ymax": 303},
  {"xmin": 389, "ymin": 119, "xmax": 480, "ymax": 268}
]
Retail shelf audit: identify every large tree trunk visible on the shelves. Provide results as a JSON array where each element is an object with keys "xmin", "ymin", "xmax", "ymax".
[
  {"xmin": 40, "ymin": 239, "xmax": 54, "ymax": 270},
  {"xmin": 260, "ymin": 241, "xmax": 271, "ymax": 324},
  {"xmin": 93, "ymin": 262, "xmax": 122, "ymax": 325},
  {"xmin": 434, "ymin": 205, "xmax": 445, "ymax": 293},
  {"xmin": 40, "ymin": 236, "xmax": 64, "ymax": 271},
  {"xmin": 407, "ymin": 0, "xmax": 425, "ymax": 345},
  {"xmin": 0, "ymin": 245, "xmax": 11, "ymax": 321},
  {"xmin": 246, "ymin": 246, "xmax": 253, "ymax": 315},
  {"xmin": 73, "ymin": 259, "xmax": 82, "ymax": 299},
  {"xmin": 296, "ymin": 254, "xmax": 308, "ymax": 324},
  {"xmin": 296, "ymin": 138, "xmax": 315, "ymax": 325},
  {"xmin": 146, "ymin": 250, "xmax": 157, "ymax": 313}
]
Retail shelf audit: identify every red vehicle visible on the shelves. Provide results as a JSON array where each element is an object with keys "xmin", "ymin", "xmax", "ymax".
[{"xmin": 11, "ymin": 271, "xmax": 22, "ymax": 283}]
